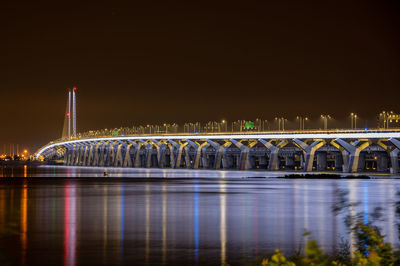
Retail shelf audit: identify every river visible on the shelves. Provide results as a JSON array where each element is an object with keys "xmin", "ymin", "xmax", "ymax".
[{"xmin": 0, "ymin": 166, "xmax": 399, "ymax": 265}]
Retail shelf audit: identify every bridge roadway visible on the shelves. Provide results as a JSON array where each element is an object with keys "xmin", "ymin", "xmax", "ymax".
[{"xmin": 35, "ymin": 130, "xmax": 400, "ymax": 173}]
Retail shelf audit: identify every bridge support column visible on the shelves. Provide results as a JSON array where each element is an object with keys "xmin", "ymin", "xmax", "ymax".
[
  {"xmin": 78, "ymin": 144, "xmax": 86, "ymax": 166},
  {"xmin": 68, "ymin": 145, "xmax": 76, "ymax": 166},
  {"xmin": 105, "ymin": 142, "xmax": 117, "ymax": 167},
  {"xmin": 259, "ymin": 139, "xmax": 288, "ymax": 171},
  {"xmin": 86, "ymin": 144, "xmax": 95, "ymax": 166},
  {"xmin": 230, "ymin": 139, "xmax": 257, "ymax": 170},
  {"xmin": 64, "ymin": 144, "xmax": 72, "ymax": 165},
  {"xmin": 334, "ymin": 139, "xmax": 370, "ymax": 173},
  {"xmin": 93, "ymin": 142, "xmax": 105, "ymax": 166},
  {"xmin": 389, "ymin": 138, "xmax": 400, "ymax": 173},
  {"xmin": 99, "ymin": 142, "xmax": 109, "ymax": 167},
  {"xmin": 168, "ymin": 140, "xmax": 188, "ymax": 168},
  {"xmin": 73, "ymin": 144, "xmax": 83, "ymax": 166},
  {"xmin": 186, "ymin": 141, "xmax": 206, "ymax": 169},
  {"xmin": 389, "ymin": 149, "xmax": 400, "ymax": 174},
  {"xmin": 141, "ymin": 140, "xmax": 160, "ymax": 168},
  {"xmin": 206, "ymin": 140, "xmax": 230, "ymax": 170},
  {"xmin": 132, "ymin": 141, "xmax": 143, "ymax": 168},
  {"xmin": 200, "ymin": 143, "xmax": 211, "ymax": 169},
  {"xmin": 122, "ymin": 144, "xmax": 133, "ymax": 167},
  {"xmin": 330, "ymin": 140, "xmax": 348, "ymax": 172},
  {"xmin": 114, "ymin": 142, "xmax": 125, "ymax": 167},
  {"xmin": 81, "ymin": 144, "xmax": 90, "ymax": 166},
  {"xmin": 158, "ymin": 141, "xmax": 174, "ymax": 168},
  {"xmin": 293, "ymin": 139, "xmax": 325, "ymax": 172}
]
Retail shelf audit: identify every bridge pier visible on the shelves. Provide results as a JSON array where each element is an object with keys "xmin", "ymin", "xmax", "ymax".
[
  {"xmin": 293, "ymin": 139, "xmax": 325, "ymax": 172},
  {"xmin": 230, "ymin": 139, "xmax": 258, "ymax": 170},
  {"xmin": 206, "ymin": 140, "xmax": 229, "ymax": 170},
  {"xmin": 200, "ymin": 143, "xmax": 211, "ymax": 169},
  {"xmin": 334, "ymin": 139, "xmax": 370, "ymax": 173},
  {"xmin": 114, "ymin": 143, "xmax": 125, "ymax": 167},
  {"xmin": 81, "ymin": 144, "xmax": 89, "ymax": 166},
  {"xmin": 389, "ymin": 138, "xmax": 400, "ymax": 173},
  {"xmin": 259, "ymin": 139, "xmax": 288, "ymax": 171},
  {"xmin": 122, "ymin": 144, "xmax": 133, "ymax": 167},
  {"xmin": 168, "ymin": 140, "xmax": 185, "ymax": 168}
]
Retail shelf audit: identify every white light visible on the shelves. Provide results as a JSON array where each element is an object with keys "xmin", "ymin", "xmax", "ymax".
[{"xmin": 35, "ymin": 130, "xmax": 400, "ymax": 158}]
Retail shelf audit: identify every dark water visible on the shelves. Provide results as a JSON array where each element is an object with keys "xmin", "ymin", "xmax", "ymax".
[{"xmin": 0, "ymin": 166, "xmax": 400, "ymax": 265}]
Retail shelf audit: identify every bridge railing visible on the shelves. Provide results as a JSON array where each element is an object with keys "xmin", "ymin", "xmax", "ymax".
[{"xmin": 46, "ymin": 128, "xmax": 400, "ymax": 146}]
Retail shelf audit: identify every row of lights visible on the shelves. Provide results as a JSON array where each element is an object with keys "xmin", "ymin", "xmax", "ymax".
[{"xmin": 79, "ymin": 112, "xmax": 400, "ymax": 139}]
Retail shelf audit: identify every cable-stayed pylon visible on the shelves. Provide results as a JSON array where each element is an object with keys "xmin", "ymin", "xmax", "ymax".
[
  {"xmin": 72, "ymin": 87, "xmax": 77, "ymax": 137},
  {"xmin": 61, "ymin": 87, "xmax": 77, "ymax": 139},
  {"xmin": 62, "ymin": 89, "xmax": 72, "ymax": 139}
]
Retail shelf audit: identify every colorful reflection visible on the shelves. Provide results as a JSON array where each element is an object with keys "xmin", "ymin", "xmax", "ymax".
[
  {"xmin": 145, "ymin": 183, "xmax": 150, "ymax": 264},
  {"xmin": 162, "ymin": 183, "xmax": 168, "ymax": 265},
  {"xmin": 220, "ymin": 181, "xmax": 227, "ymax": 265},
  {"xmin": 193, "ymin": 182, "xmax": 199, "ymax": 265},
  {"xmin": 0, "ymin": 178, "xmax": 398, "ymax": 265},
  {"xmin": 64, "ymin": 184, "xmax": 77, "ymax": 266},
  {"xmin": 103, "ymin": 185, "xmax": 108, "ymax": 262},
  {"xmin": 21, "ymin": 183, "xmax": 28, "ymax": 265},
  {"xmin": 0, "ymin": 189, "xmax": 4, "ymax": 225},
  {"xmin": 120, "ymin": 185, "xmax": 125, "ymax": 262}
]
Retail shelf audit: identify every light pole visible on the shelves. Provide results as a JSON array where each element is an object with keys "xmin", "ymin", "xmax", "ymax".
[
  {"xmin": 320, "ymin": 115, "xmax": 332, "ymax": 130},
  {"xmin": 379, "ymin": 111, "xmax": 388, "ymax": 129},
  {"xmin": 275, "ymin": 117, "xmax": 286, "ymax": 131},
  {"xmin": 350, "ymin": 113, "xmax": 358, "ymax": 129},
  {"xmin": 303, "ymin": 117, "xmax": 308, "ymax": 130},
  {"xmin": 296, "ymin": 116, "xmax": 309, "ymax": 130},
  {"xmin": 221, "ymin": 120, "xmax": 227, "ymax": 132}
]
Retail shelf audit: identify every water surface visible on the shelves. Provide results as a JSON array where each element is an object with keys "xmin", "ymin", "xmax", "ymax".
[{"xmin": 0, "ymin": 167, "xmax": 399, "ymax": 265}]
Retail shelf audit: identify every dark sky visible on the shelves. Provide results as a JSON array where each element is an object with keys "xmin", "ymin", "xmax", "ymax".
[{"xmin": 1, "ymin": 0, "xmax": 400, "ymax": 151}]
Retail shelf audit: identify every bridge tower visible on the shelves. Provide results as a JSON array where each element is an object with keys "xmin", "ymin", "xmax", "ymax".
[
  {"xmin": 72, "ymin": 86, "xmax": 77, "ymax": 137},
  {"xmin": 61, "ymin": 87, "xmax": 77, "ymax": 139}
]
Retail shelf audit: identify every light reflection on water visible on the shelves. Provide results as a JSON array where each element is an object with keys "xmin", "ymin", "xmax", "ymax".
[{"xmin": 0, "ymin": 169, "xmax": 399, "ymax": 265}]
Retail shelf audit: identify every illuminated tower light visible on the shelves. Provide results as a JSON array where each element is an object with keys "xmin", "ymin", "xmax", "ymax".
[
  {"xmin": 72, "ymin": 87, "xmax": 77, "ymax": 137},
  {"xmin": 68, "ymin": 89, "xmax": 72, "ymax": 138}
]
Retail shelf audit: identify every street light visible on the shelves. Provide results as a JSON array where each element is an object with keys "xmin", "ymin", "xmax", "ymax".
[
  {"xmin": 296, "ymin": 116, "xmax": 309, "ymax": 130},
  {"xmin": 221, "ymin": 120, "xmax": 227, "ymax": 132},
  {"xmin": 350, "ymin": 113, "xmax": 358, "ymax": 129},
  {"xmin": 320, "ymin": 115, "xmax": 332, "ymax": 130},
  {"xmin": 275, "ymin": 117, "xmax": 286, "ymax": 131}
]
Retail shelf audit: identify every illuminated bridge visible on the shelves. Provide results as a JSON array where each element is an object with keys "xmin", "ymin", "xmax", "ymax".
[{"xmin": 35, "ymin": 130, "xmax": 400, "ymax": 174}]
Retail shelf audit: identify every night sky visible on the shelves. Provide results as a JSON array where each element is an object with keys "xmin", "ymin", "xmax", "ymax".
[{"xmin": 1, "ymin": 1, "xmax": 400, "ymax": 151}]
